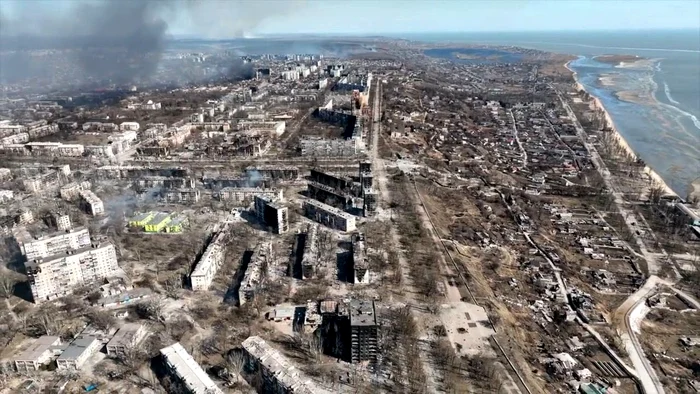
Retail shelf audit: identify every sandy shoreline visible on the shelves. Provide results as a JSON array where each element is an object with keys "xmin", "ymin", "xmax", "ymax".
[{"xmin": 564, "ymin": 60, "xmax": 678, "ymax": 198}]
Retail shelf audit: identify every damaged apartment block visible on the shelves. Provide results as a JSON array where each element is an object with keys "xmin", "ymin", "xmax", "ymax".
[
  {"xmin": 352, "ymin": 232, "xmax": 371, "ymax": 284},
  {"xmin": 254, "ymin": 195, "xmax": 288, "ymax": 234},
  {"xmin": 238, "ymin": 243, "xmax": 271, "ymax": 305},
  {"xmin": 349, "ymin": 299, "xmax": 378, "ymax": 364},
  {"xmin": 303, "ymin": 199, "xmax": 356, "ymax": 232},
  {"xmin": 190, "ymin": 223, "xmax": 229, "ymax": 291}
]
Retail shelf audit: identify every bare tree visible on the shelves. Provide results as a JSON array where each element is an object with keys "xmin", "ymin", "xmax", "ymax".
[
  {"xmin": 86, "ymin": 309, "xmax": 116, "ymax": 331},
  {"xmin": 223, "ymin": 351, "xmax": 246, "ymax": 383},
  {"xmin": 305, "ymin": 332, "xmax": 323, "ymax": 362},
  {"xmin": 36, "ymin": 312, "xmax": 62, "ymax": 336},
  {"xmin": 648, "ymin": 181, "xmax": 665, "ymax": 205},
  {"xmin": 164, "ymin": 274, "xmax": 183, "ymax": 299},
  {"xmin": 0, "ymin": 271, "xmax": 17, "ymax": 299},
  {"xmin": 120, "ymin": 344, "xmax": 146, "ymax": 369},
  {"xmin": 137, "ymin": 298, "xmax": 166, "ymax": 323}
]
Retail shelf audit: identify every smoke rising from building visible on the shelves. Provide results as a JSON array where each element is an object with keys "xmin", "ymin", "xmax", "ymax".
[{"xmin": 0, "ymin": 0, "xmax": 302, "ymax": 86}]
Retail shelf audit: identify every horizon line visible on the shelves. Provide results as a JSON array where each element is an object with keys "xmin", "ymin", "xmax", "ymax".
[{"xmin": 168, "ymin": 28, "xmax": 700, "ymax": 39}]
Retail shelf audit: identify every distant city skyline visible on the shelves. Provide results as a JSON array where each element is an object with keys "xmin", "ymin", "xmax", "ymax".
[{"xmin": 1, "ymin": 0, "xmax": 699, "ymax": 38}]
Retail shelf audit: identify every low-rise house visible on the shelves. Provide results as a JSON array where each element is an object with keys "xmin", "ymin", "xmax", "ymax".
[
  {"xmin": 13, "ymin": 336, "xmax": 63, "ymax": 372},
  {"xmin": 106, "ymin": 324, "xmax": 147, "ymax": 357},
  {"xmin": 56, "ymin": 336, "xmax": 101, "ymax": 370}
]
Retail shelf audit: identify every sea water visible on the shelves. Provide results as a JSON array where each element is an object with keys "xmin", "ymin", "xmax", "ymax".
[{"xmin": 407, "ymin": 30, "xmax": 700, "ymax": 197}]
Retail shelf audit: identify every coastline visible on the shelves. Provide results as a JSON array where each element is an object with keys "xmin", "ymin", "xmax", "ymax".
[{"xmin": 564, "ymin": 60, "xmax": 678, "ymax": 198}]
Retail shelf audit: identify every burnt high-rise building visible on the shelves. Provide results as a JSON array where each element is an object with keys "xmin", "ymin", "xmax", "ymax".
[
  {"xmin": 349, "ymin": 299, "xmax": 378, "ymax": 363},
  {"xmin": 254, "ymin": 195, "xmax": 288, "ymax": 234}
]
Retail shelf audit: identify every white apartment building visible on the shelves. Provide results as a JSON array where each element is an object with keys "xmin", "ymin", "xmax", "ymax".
[
  {"xmin": 52, "ymin": 213, "xmax": 71, "ymax": 231},
  {"xmin": 119, "ymin": 122, "xmax": 140, "ymax": 131},
  {"xmin": 78, "ymin": 190, "xmax": 104, "ymax": 216},
  {"xmin": 26, "ymin": 242, "xmax": 119, "ymax": 303},
  {"xmin": 20, "ymin": 227, "xmax": 91, "ymax": 260},
  {"xmin": 59, "ymin": 181, "xmax": 90, "ymax": 201},
  {"xmin": 190, "ymin": 232, "xmax": 226, "ymax": 291},
  {"xmin": 160, "ymin": 343, "xmax": 224, "ymax": 394},
  {"xmin": 23, "ymin": 178, "xmax": 43, "ymax": 194}
]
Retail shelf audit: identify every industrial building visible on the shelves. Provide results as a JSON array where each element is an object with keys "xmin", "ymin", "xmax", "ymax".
[
  {"xmin": 56, "ymin": 336, "xmax": 101, "ymax": 370},
  {"xmin": 218, "ymin": 187, "xmax": 282, "ymax": 204},
  {"xmin": 106, "ymin": 324, "xmax": 148, "ymax": 357},
  {"xmin": 254, "ymin": 195, "xmax": 289, "ymax": 234},
  {"xmin": 160, "ymin": 342, "xmax": 224, "ymax": 394},
  {"xmin": 303, "ymin": 199, "xmax": 356, "ymax": 232},
  {"xmin": 12, "ymin": 336, "xmax": 63, "ymax": 372},
  {"xmin": 349, "ymin": 300, "xmax": 378, "ymax": 363},
  {"xmin": 78, "ymin": 190, "xmax": 104, "ymax": 216},
  {"xmin": 239, "ymin": 243, "xmax": 270, "ymax": 305},
  {"xmin": 190, "ymin": 228, "xmax": 228, "ymax": 291},
  {"xmin": 26, "ymin": 242, "xmax": 119, "ymax": 303},
  {"xmin": 20, "ymin": 227, "xmax": 91, "ymax": 260},
  {"xmin": 351, "ymin": 233, "xmax": 371, "ymax": 284},
  {"xmin": 242, "ymin": 336, "xmax": 330, "ymax": 394}
]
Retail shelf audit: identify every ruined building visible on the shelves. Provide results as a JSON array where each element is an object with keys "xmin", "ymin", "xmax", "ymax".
[
  {"xmin": 349, "ymin": 300, "xmax": 378, "ymax": 363},
  {"xmin": 303, "ymin": 199, "xmax": 356, "ymax": 232},
  {"xmin": 239, "ymin": 243, "xmax": 270, "ymax": 305},
  {"xmin": 351, "ymin": 233, "xmax": 371, "ymax": 284},
  {"xmin": 190, "ymin": 226, "xmax": 228, "ymax": 291},
  {"xmin": 242, "ymin": 336, "xmax": 331, "ymax": 394},
  {"xmin": 254, "ymin": 195, "xmax": 289, "ymax": 234}
]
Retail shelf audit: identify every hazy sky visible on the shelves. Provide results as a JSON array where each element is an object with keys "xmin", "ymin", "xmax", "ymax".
[
  {"xmin": 2, "ymin": 0, "xmax": 699, "ymax": 37},
  {"xmin": 251, "ymin": 0, "xmax": 700, "ymax": 35}
]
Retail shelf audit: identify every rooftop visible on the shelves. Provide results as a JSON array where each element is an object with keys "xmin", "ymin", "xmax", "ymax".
[
  {"xmin": 147, "ymin": 213, "xmax": 171, "ymax": 226},
  {"xmin": 160, "ymin": 342, "xmax": 223, "ymax": 394},
  {"xmin": 57, "ymin": 336, "xmax": 98, "ymax": 361},
  {"xmin": 349, "ymin": 299, "xmax": 376, "ymax": 327},
  {"xmin": 107, "ymin": 324, "xmax": 145, "ymax": 348},
  {"xmin": 303, "ymin": 198, "xmax": 354, "ymax": 219},
  {"xmin": 13, "ymin": 336, "xmax": 62, "ymax": 362},
  {"xmin": 242, "ymin": 336, "xmax": 330, "ymax": 394}
]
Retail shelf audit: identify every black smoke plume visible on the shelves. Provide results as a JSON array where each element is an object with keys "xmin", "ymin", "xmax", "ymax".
[{"xmin": 0, "ymin": 0, "xmax": 302, "ymax": 87}]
